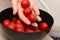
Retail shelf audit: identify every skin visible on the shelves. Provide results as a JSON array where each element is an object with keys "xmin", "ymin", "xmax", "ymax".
[{"xmin": 11, "ymin": 0, "xmax": 42, "ymax": 27}]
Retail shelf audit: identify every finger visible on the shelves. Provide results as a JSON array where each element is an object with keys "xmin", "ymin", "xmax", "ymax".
[
  {"xmin": 32, "ymin": 12, "xmax": 42, "ymax": 22},
  {"xmin": 11, "ymin": 0, "xmax": 18, "ymax": 15},
  {"xmin": 17, "ymin": 2, "xmax": 31, "ymax": 25},
  {"xmin": 18, "ymin": 0, "xmax": 22, "ymax": 2},
  {"xmin": 32, "ymin": 5, "xmax": 40, "ymax": 15},
  {"xmin": 36, "ymin": 16, "xmax": 42, "ymax": 22},
  {"xmin": 31, "ymin": 22, "xmax": 38, "ymax": 27},
  {"xmin": 30, "ymin": 0, "xmax": 40, "ymax": 15}
]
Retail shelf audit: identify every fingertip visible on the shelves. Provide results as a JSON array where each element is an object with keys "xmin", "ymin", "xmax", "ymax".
[
  {"xmin": 36, "ymin": 9, "xmax": 40, "ymax": 15},
  {"xmin": 13, "ymin": 9, "xmax": 17, "ymax": 15},
  {"xmin": 31, "ymin": 22, "xmax": 38, "ymax": 27},
  {"xmin": 26, "ymin": 20, "xmax": 31, "ymax": 25},
  {"xmin": 36, "ymin": 16, "xmax": 42, "ymax": 22},
  {"xmin": 34, "ymin": 8, "xmax": 40, "ymax": 16}
]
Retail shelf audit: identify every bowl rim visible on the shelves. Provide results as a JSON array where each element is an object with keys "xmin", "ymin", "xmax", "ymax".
[{"xmin": 0, "ymin": 7, "xmax": 54, "ymax": 34}]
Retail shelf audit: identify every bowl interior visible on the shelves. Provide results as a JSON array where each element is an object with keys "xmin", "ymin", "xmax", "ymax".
[{"xmin": 0, "ymin": 8, "xmax": 54, "ymax": 33}]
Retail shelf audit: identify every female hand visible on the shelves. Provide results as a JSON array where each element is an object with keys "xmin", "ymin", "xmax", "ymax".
[{"xmin": 11, "ymin": 0, "xmax": 41, "ymax": 26}]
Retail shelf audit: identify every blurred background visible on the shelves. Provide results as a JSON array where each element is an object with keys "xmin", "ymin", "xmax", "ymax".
[{"xmin": 0, "ymin": 0, "xmax": 60, "ymax": 39}]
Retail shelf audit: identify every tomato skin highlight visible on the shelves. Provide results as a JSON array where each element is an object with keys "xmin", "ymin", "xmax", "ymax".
[
  {"xmin": 23, "ymin": 8, "xmax": 32, "ymax": 17},
  {"xmin": 2, "ymin": 20, "xmax": 11, "ymax": 27},
  {"xmin": 38, "ymin": 22, "xmax": 49, "ymax": 31},
  {"xmin": 21, "ymin": 0, "xmax": 30, "ymax": 8}
]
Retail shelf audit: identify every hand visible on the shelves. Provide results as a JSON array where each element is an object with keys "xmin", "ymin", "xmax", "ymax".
[{"xmin": 11, "ymin": 0, "xmax": 41, "ymax": 26}]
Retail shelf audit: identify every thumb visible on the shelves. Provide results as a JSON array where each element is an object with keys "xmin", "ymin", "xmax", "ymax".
[{"xmin": 11, "ymin": 0, "xmax": 18, "ymax": 15}]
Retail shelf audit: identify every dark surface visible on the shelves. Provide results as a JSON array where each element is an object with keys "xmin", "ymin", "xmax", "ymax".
[
  {"xmin": 0, "ymin": 8, "xmax": 54, "ymax": 40},
  {"xmin": 52, "ymin": 37, "xmax": 60, "ymax": 40}
]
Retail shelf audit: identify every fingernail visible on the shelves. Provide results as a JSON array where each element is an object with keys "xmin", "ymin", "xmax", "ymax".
[
  {"xmin": 13, "ymin": 10, "xmax": 16, "ymax": 15},
  {"xmin": 26, "ymin": 21, "xmax": 31, "ymax": 25},
  {"xmin": 13, "ymin": 9, "xmax": 17, "ymax": 15},
  {"xmin": 36, "ymin": 16, "xmax": 42, "ymax": 22},
  {"xmin": 36, "ymin": 11, "xmax": 40, "ymax": 16},
  {"xmin": 31, "ymin": 23, "xmax": 38, "ymax": 27}
]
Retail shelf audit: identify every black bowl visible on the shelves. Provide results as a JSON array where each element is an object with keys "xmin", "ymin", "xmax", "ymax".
[{"xmin": 0, "ymin": 8, "xmax": 54, "ymax": 40}]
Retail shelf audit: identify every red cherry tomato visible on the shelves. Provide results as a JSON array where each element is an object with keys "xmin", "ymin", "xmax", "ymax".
[
  {"xmin": 23, "ymin": 8, "xmax": 32, "ymax": 17},
  {"xmin": 16, "ymin": 23, "xmax": 24, "ymax": 29},
  {"xmin": 33, "ymin": 26, "xmax": 38, "ymax": 31},
  {"xmin": 7, "ymin": 22, "xmax": 16, "ymax": 30},
  {"xmin": 12, "ymin": 19, "xmax": 22, "ymax": 24},
  {"xmin": 33, "ymin": 26, "xmax": 43, "ymax": 32},
  {"xmin": 2, "ymin": 19, "xmax": 11, "ymax": 27},
  {"xmin": 38, "ymin": 22, "xmax": 49, "ymax": 31},
  {"xmin": 16, "ymin": 23, "xmax": 25, "ymax": 32},
  {"xmin": 21, "ymin": 0, "xmax": 30, "ymax": 8},
  {"xmin": 16, "ymin": 27, "xmax": 25, "ymax": 32},
  {"xmin": 26, "ymin": 28, "xmax": 34, "ymax": 33},
  {"xmin": 28, "ymin": 14, "xmax": 36, "ymax": 23}
]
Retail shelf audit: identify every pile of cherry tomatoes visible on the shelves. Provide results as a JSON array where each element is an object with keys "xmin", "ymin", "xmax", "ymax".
[{"xmin": 2, "ymin": 0, "xmax": 49, "ymax": 33}]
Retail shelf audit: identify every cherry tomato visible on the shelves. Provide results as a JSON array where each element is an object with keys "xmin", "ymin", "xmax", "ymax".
[
  {"xmin": 36, "ymin": 30, "xmax": 43, "ymax": 32},
  {"xmin": 21, "ymin": 0, "xmax": 30, "ymax": 8},
  {"xmin": 16, "ymin": 27, "xmax": 25, "ymax": 32},
  {"xmin": 7, "ymin": 22, "xmax": 16, "ymax": 30},
  {"xmin": 33, "ymin": 26, "xmax": 42, "ymax": 32},
  {"xmin": 28, "ymin": 14, "xmax": 36, "ymax": 23},
  {"xmin": 2, "ymin": 19, "xmax": 11, "ymax": 27},
  {"xmin": 23, "ymin": 8, "xmax": 32, "ymax": 17},
  {"xmin": 26, "ymin": 28, "xmax": 34, "ymax": 33},
  {"xmin": 16, "ymin": 23, "xmax": 25, "ymax": 32},
  {"xmin": 33, "ymin": 26, "xmax": 38, "ymax": 31},
  {"xmin": 16, "ymin": 23, "xmax": 24, "ymax": 29},
  {"xmin": 12, "ymin": 19, "xmax": 22, "ymax": 24},
  {"xmin": 38, "ymin": 22, "xmax": 49, "ymax": 31}
]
